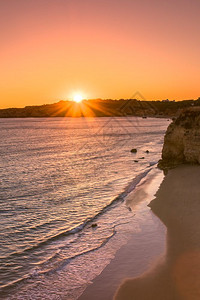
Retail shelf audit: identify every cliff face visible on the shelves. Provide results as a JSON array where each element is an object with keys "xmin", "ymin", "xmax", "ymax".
[{"xmin": 159, "ymin": 108, "xmax": 200, "ymax": 169}]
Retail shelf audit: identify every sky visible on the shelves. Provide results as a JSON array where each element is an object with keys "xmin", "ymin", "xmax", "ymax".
[{"xmin": 0, "ymin": 0, "xmax": 200, "ymax": 108}]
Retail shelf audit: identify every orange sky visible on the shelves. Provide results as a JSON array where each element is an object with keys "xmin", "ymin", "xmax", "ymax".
[{"xmin": 0, "ymin": 0, "xmax": 200, "ymax": 108}]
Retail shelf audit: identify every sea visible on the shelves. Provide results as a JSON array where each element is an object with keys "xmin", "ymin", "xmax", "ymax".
[{"xmin": 0, "ymin": 117, "xmax": 169, "ymax": 299}]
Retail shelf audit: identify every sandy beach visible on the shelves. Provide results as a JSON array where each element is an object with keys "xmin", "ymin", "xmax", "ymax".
[
  {"xmin": 79, "ymin": 165, "xmax": 200, "ymax": 300},
  {"xmin": 78, "ymin": 168, "xmax": 166, "ymax": 300}
]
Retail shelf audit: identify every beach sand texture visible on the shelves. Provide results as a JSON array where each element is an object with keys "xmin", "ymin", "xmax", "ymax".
[
  {"xmin": 115, "ymin": 165, "xmax": 200, "ymax": 300},
  {"xmin": 79, "ymin": 169, "xmax": 166, "ymax": 300}
]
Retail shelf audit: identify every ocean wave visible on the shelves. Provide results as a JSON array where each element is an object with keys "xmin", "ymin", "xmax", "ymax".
[
  {"xmin": 0, "ymin": 167, "xmax": 153, "ymax": 295},
  {"xmin": 1, "ymin": 215, "xmax": 135, "ymax": 297},
  {"xmin": 1, "ymin": 167, "xmax": 153, "ymax": 263}
]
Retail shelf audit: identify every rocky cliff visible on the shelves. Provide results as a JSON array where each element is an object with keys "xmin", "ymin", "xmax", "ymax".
[{"xmin": 158, "ymin": 108, "xmax": 200, "ymax": 169}]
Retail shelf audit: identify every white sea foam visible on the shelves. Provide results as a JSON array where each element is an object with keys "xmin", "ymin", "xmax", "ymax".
[{"xmin": 0, "ymin": 117, "xmax": 169, "ymax": 298}]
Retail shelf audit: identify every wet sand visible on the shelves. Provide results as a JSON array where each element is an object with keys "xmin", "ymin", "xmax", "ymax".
[
  {"xmin": 78, "ymin": 169, "xmax": 166, "ymax": 300},
  {"xmin": 79, "ymin": 165, "xmax": 200, "ymax": 300},
  {"xmin": 115, "ymin": 165, "xmax": 200, "ymax": 300}
]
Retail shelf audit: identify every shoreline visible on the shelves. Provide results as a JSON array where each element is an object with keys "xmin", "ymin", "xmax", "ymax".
[
  {"xmin": 0, "ymin": 117, "xmax": 168, "ymax": 299},
  {"xmin": 78, "ymin": 168, "xmax": 166, "ymax": 300},
  {"xmin": 79, "ymin": 165, "xmax": 200, "ymax": 300},
  {"xmin": 2, "ymin": 168, "xmax": 166, "ymax": 300}
]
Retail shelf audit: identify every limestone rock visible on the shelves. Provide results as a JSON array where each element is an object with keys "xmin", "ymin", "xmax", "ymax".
[{"xmin": 158, "ymin": 108, "xmax": 200, "ymax": 169}]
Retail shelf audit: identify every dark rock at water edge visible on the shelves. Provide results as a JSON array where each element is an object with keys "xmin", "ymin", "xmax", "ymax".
[
  {"xmin": 91, "ymin": 223, "xmax": 97, "ymax": 228},
  {"xmin": 131, "ymin": 148, "xmax": 137, "ymax": 153}
]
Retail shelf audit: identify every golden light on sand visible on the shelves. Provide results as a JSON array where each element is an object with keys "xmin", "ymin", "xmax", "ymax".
[{"xmin": 73, "ymin": 94, "xmax": 83, "ymax": 103}]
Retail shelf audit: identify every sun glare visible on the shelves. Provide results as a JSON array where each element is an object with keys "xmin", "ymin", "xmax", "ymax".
[{"xmin": 73, "ymin": 94, "xmax": 83, "ymax": 103}]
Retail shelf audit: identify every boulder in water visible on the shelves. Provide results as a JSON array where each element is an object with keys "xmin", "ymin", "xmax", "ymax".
[
  {"xmin": 91, "ymin": 223, "xmax": 97, "ymax": 228},
  {"xmin": 131, "ymin": 148, "xmax": 137, "ymax": 153}
]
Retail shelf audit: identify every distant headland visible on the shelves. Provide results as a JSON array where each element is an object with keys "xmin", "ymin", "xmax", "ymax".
[{"xmin": 0, "ymin": 98, "xmax": 200, "ymax": 118}]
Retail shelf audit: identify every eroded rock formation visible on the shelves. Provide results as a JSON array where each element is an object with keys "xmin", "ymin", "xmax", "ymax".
[{"xmin": 158, "ymin": 108, "xmax": 200, "ymax": 169}]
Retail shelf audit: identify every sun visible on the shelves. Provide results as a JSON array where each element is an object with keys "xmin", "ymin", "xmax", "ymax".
[{"xmin": 73, "ymin": 94, "xmax": 83, "ymax": 103}]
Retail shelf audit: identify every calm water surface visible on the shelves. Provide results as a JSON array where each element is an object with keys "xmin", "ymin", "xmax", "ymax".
[{"xmin": 0, "ymin": 117, "xmax": 169, "ymax": 299}]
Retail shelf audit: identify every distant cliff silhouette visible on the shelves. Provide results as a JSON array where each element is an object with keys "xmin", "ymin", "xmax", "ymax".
[{"xmin": 0, "ymin": 98, "xmax": 200, "ymax": 118}]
